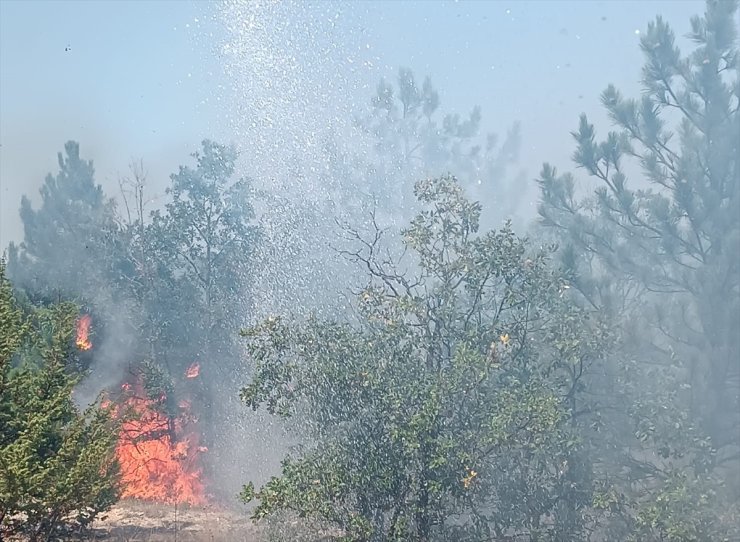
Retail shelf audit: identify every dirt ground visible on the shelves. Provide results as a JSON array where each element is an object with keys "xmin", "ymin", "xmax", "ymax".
[{"xmin": 90, "ymin": 500, "xmax": 261, "ymax": 541}]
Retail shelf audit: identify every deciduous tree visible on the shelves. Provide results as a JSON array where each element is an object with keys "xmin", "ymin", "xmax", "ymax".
[{"xmin": 241, "ymin": 176, "xmax": 607, "ymax": 541}]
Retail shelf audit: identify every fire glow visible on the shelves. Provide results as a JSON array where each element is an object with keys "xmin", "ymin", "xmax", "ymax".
[
  {"xmin": 185, "ymin": 362, "xmax": 200, "ymax": 379},
  {"xmin": 75, "ymin": 314, "xmax": 93, "ymax": 350},
  {"xmin": 112, "ymin": 379, "xmax": 207, "ymax": 505},
  {"xmin": 77, "ymin": 314, "xmax": 207, "ymax": 505}
]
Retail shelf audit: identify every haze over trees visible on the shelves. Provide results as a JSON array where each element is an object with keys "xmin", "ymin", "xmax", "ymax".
[
  {"xmin": 242, "ymin": 2, "xmax": 739, "ymax": 541},
  {"xmin": 538, "ymin": 0, "xmax": 739, "ymax": 537},
  {"xmin": 354, "ymin": 67, "xmax": 526, "ymax": 224},
  {"xmin": 6, "ymin": 142, "xmax": 127, "ymax": 309},
  {"xmin": 5, "ymin": 140, "xmax": 259, "ymax": 499},
  {"xmin": 129, "ymin": 141, "xmax": 258, "ymax": 414},
  {"xmin": 0, "ymin": 1, "xmax": 737, "ymax": 541}
]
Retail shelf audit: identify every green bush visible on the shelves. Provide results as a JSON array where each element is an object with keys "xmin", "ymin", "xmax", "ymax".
[
  {"xmin": 0, "ymin": 262, "xmax": 121, "ymax": 540},
  {"xmin": 240, "ymin": 176, "xmax": 609, "ymax": 541}
]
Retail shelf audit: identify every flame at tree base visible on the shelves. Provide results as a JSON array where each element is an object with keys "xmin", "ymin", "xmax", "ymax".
[
  {"xmin": 76, "ymin": 314, "xmax": 93, "ymax": 351},
  {"xmin": 111, "ymin": 382, "xmax": 208, "ymax": 506}
]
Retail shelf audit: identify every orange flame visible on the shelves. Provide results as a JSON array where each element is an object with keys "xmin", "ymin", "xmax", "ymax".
[
  {"xmin": 76, "ymin": 314, "xmax": 93, "ymax": 351},
  {"xmin": 185, "ymin": 363, "xmax": 200, "ymax": 379},
  {"xmin": 113, "ymin": 382, "xmax": 207, "ymax": 505}
]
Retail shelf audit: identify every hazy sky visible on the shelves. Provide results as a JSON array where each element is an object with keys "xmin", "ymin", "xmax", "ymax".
[{"xmin": 0, "ymin": 0, "xmax": 704, "ymax": 247}]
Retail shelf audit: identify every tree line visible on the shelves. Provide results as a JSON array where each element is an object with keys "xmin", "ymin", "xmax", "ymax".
[{"xmin": 1, "ymin": 1, "xmax": 738, "ymax": 540}]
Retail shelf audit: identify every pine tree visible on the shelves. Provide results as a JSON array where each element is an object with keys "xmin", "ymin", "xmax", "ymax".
[
  {"xmin": 537, "ymin": 1, "xmax": 739, "ymax": 538},
  {"xmin": 8, "ymin": 141, "xmax": 128, "ymax": 301},
  {"xmin": 356, "ymin": 67, "xmax": 527, "ymax": 226}
]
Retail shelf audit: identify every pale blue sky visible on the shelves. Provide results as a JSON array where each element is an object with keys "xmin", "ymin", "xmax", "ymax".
[{"xmin": 0, "ymin": 0, "xmax": 704, "ymax": 245}]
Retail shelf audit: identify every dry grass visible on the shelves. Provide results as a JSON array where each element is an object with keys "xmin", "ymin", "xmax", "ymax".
[
  {"xmin": 89, "ymin": 500, "xmax": 261, "ymax": 541},
  {"xmin": 5, "ymin": 502, "xmax": 336, "ymax": 541}
]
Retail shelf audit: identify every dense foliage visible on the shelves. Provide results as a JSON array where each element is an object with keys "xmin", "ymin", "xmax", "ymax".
[
  {"xmin": 0, "ymin": 263, "xmax": 120, "ymax": 540},
  {"xmin": 7, "ymin": 140, "xmax": 259, "ymax": 470},
  {"xmin": 242, "ymin": 3, "xmax": 738, "ymax": 541},
  {"xmin": 143, "ymin": 140, "xmax": 258, "ymax": 371},
  {"xmin": 1, "ymin": 2, "xmax": 736, "ymax": 540},
  {"xmin": 241, "ymin": 175, "xmax": 610, "ymax": 541}
]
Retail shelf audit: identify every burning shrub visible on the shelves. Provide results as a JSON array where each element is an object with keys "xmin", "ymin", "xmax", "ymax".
[
  {"xmin": 112, "ymin": 375, "xmax": 207, "ymax": 506},
  {"xmin": 139, "ymin": 360, "xmax": 178, "ymax": 418},
  {"xmin": 0, "ymin": 263, "xmax": 121, "ymax": 540}
]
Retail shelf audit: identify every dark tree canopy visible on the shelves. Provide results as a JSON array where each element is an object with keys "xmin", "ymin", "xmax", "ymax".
[
  {"xmin": 539, "ymin": 0, "xmax": 739, "ymax": 448},
  {"xmin": 8, "ymin": 141, "xmax": 128, "ymax": 301}
]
